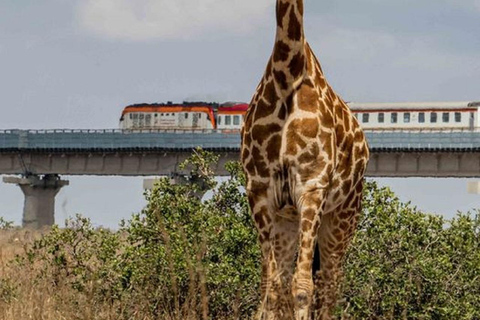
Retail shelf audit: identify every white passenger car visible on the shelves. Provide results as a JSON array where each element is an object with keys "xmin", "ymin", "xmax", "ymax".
[{"xmin": 349, "ymin": 101, "xmax": 480, "ymax": 130}]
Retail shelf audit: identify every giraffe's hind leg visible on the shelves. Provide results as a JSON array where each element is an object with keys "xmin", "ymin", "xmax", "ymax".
[
  {"xmin": 312, "ymin": 190, "xmax": 362, "ymax": 320},
  {"xmin": 292, "ymin": 188, "xmax": 328, "ymax": 320},
  {"xmin": 246, "ymin": 189, "xmax": 274, "ymax": 320},
  {"xmin": 268, "ymin": 206, "xmax": 299, "ymax": 320}
]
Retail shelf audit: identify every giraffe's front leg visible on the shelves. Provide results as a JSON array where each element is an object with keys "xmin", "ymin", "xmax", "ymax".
[{"xmin": 292, "ymin": 188, "xmax": 327, "ymax": 320}]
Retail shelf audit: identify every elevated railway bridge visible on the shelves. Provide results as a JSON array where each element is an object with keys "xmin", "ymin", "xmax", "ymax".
[{"xmin": 1, "ymin": 129, "xmax": 480, "ymax": 228}]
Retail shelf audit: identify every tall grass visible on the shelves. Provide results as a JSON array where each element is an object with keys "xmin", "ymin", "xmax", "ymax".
[{"xmin": 0, "ymin": 227, "xmax": 247, "ymax": 320}]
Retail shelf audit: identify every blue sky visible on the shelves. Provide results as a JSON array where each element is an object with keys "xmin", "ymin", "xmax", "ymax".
[{"xmin": 0, "ymin": 0, "xmax": 479, "ymax": 227}]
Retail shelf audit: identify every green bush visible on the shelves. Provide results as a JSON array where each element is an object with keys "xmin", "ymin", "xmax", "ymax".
[
  {"xmin": 340, "ymin": 181, "xmax": 480, "ymax": 320},
  {"xmin": 118, "ymin": 149, "xmax": 260, "ymax": 318},
  {"xmin": 20, "ymin": 215, "xmax": 123, "ymax": 306}
]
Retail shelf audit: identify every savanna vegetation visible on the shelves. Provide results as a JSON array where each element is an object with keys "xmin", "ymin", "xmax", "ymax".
[{"xmin": 0, "ymin": 149, "xmax": 478, "ymax": 319}]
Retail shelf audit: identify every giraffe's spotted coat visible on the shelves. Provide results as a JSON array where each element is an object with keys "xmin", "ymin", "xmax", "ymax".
[{"xmin": 241, "ymin": 0, "xmax": 369, "ymax": 319}]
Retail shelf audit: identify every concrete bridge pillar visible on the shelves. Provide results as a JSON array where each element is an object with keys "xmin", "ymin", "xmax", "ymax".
[{"xmin": 3, "ymin": 174, "xmax": 69, "ymax": 229}]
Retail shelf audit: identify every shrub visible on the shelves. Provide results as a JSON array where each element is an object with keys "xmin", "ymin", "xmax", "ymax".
[
  {"xmin": 118, "ymin": 148, "xmax": 260, "ymax": 319},
  {"xmin": 340, "ymin": 181, "xmax": 480, "ymax": 320}
]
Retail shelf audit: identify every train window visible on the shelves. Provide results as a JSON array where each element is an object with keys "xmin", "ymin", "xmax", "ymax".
[
  {"xmin": 225, "ymin": 115, "xmax": 232, "ymax": 125},
  {"xmin": 154, "ymin": 113, "xmax": 158, "ymax": 117},
  {"xmin": 378, "ymin": 113, "xmax": 384, "ymax": 123},
  {"xmin": 218, "ymin": 116, "xmax": 221, "ymax": 125},
  {"xmin": 233, "ymin": 115, "xmax": 240, "ymax": 125},
  {"xmin": 145, "ymin": 114, "xmax": 151, "ymax": 126},
  {"xmin": 391, "ymin": 113, "xmax": 398, "ymax": 123},
  {"xmin": 185, "ymin": 113, "xmax": 189, "ymax": 119},
  {"xmin": 404, "ymin": 113, "xmax": 410, "ymax": 123},
  {"xmin": 160, "ymin": 113, "xmax": 164, "ymax": 116},
  {"xmin": 419, "ymin": 112, "xmax": 425, "ymax": 123},
  {"xmin": 133, "ymin": 113, "xmax": 138, "ymax": 119},
  {"xmin": 455, "ymin": 112, "xmax": 461, "ymax": 122},
  {"xmin": 198, "ymin": 113, "xmax": 202, "ymax": 119},
  {"xmin": 442, "ymin": 112, "xmax": 449, "ymax": 123},
  {"xmin": 139, "ymin": 113, "xmax": 144, "ymax": 119},
  {"xmin": 362, "ymin": 113, "xmax": 369, "ymax": 123},
  {"xmin": 129, "ymin": 114, "xmax": 133, "ymax": 119},
  {"xmin": 354, "ymin": 113, "xmax": 359, "ymax": 120},
  {"xmin": 430, "ymin": 112, "xmax": 437, "ymax": 123}
]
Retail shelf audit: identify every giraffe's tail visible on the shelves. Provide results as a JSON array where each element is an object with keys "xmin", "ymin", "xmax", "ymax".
[{"xmin": 312, "ymin": 242, "xmax": 320, "ymax": 276}]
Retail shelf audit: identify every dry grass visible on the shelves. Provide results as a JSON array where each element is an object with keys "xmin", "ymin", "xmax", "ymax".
[
  {"xmin": 0, "ymin": 229, "xmax": 248, "ymax": 320},
  {"xmin": 0, "ymin": 230, "xmax": 138, "ymax": 320}
]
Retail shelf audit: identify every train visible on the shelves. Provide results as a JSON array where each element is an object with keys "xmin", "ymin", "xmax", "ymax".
[
  {"xmin": 119, "ymin": 100, "xmax": 480, "ymax": 131},
  {"xmin": 119, "ymin": 101, "xmax": 247, "ymax": 131}
]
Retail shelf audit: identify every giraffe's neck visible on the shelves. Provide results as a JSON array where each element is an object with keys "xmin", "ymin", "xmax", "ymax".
[{"xmin": 272, "ymin": 0, "xmax": 306, "ymax": 88}]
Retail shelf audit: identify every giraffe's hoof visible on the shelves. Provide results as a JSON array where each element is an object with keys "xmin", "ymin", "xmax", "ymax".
[{"xmin": 293, "ymin": 291, "xmax": 310, "ymax": 309}]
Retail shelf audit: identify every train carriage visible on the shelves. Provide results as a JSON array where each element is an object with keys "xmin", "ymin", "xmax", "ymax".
[
  {"xmin": 349, "ymin": 101, "xmax": 480, "ymax": 131},
  {"xmin": 217, "ymin": 103, "xmax": 248, "ymax": 131}
]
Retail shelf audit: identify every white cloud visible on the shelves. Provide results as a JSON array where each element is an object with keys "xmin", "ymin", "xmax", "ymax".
[{"xmin": 76, "ymin": 0, "xmax": 272, "ymax": 41}]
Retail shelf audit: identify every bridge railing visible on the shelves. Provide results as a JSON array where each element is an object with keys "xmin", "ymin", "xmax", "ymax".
[
  {"xmin": 365, "ymin": 131, "xmax": 480, "ymax": 150},
  {"xmin": 1, "ymin": 127, "xmax": 479, "ymax": 135},
  {"xmin": 0, "ymin": 129, "xmax": 241, "ymax": 150},
  {"xmin": 0, "ymin": 128, "xmax": 228, "ymax": 134}
]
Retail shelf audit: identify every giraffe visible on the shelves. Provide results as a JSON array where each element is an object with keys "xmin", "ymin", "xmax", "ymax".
[{"xmin": 240, "ymin": 0, "xmax": 369, "ymax": 319}]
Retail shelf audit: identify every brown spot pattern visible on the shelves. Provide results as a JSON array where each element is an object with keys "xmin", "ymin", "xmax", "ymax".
[
  {"xmin": 253, "ymin": 99, "xmax": 275, "ymax": 121},
  {"xmin": 300, "ymin": 118, "xmax": 319, "ymax": 138},
  {"xmin": 274, "ymin": 41, "xmax": 290, "ymax": 62},
  {"xmin": 266, "ymin": 134, "xmax": 282, "ymax": 162},
  {"xmin": 288, "ymin": 52, "xmax": 305, "ymax": 78},
  {"xmin": 288, "ymin": 6, "xmax": 302, "ymax": 41},
  {"xmin": 252, "ymin": 146, "xmax": 270, "ymax": 177},
  {"xmin": 286, "ymin": 127, "xmax": 307, "ymax": 155},
  {"xmin": 252, "ymin": 123, "xmax": 282, "ymax": 145},
  {"xmin": 273, "ymin": 70, "xmax": 288, "ymax": 90},
  {"xmin": 303, "ymin": 208, "xmax": 316, "ymax": 221},
  {"xmin": 263, "ymin": 81, "xmax": 278, "ymax": 106}
]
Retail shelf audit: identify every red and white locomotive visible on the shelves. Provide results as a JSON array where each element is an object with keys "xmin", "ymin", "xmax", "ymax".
[
  {"xmin": 120, "ymin": 102, "xmax": 217, "ymax": 130},
  {"xmin": 120, "ymin": 100, "xmax": 480, "ymax": 131}
]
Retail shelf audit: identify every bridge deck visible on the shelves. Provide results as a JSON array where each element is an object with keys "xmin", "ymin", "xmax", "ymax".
[
  {"xmin": 1, "ymin": 129, "xmax": 480, "ymax": 152},
  {"xmin": 1, "ymin": 130, "xmax": 480, "ymax": 177}
]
